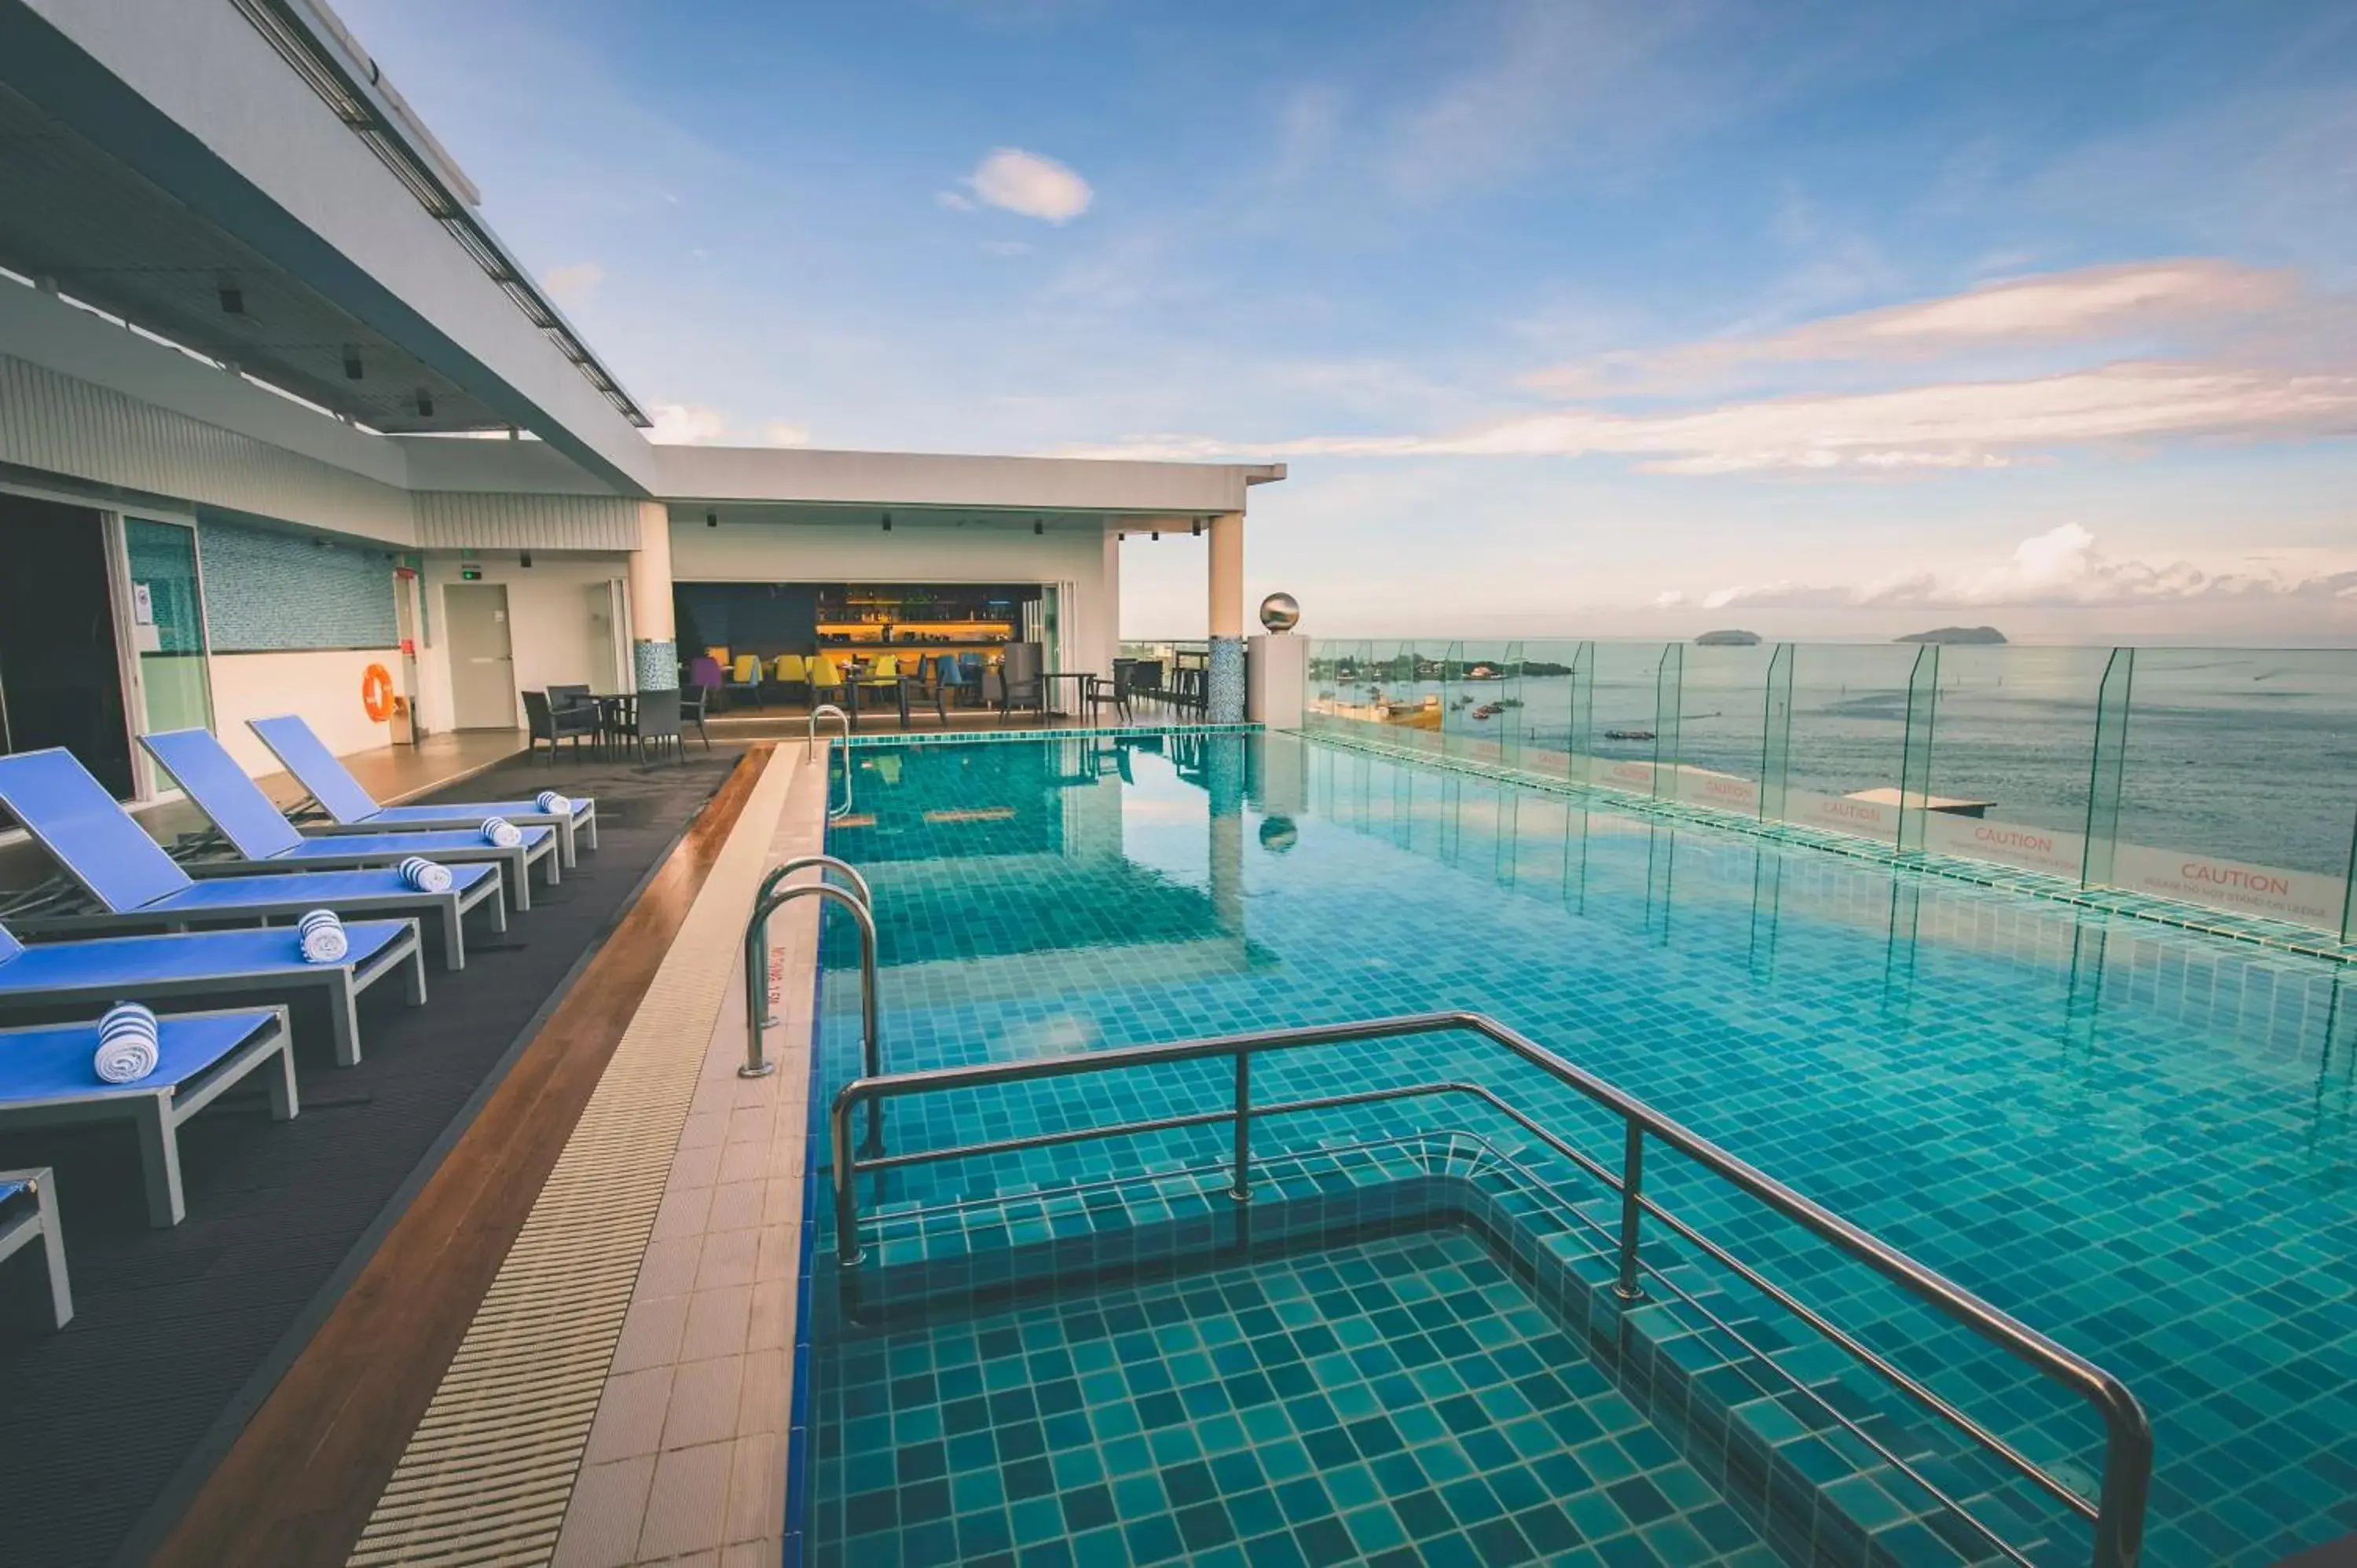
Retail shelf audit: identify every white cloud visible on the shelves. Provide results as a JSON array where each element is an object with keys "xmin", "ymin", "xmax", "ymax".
[
  {"xmin": 934, "ymin": 189, "xmax": 977, "ymax": 212},
  {"xmin": 1524, "ymin": 260, "xmax": 2299, "ymax": 397},
  {"xmin": 1058, "ymin": 361, "xmax": 2357, "ymax": 474},
  {"xmin": 542, "ymin": 261, "xmax": 605, "ymax": 305},
  {"xmin": 649, "ymin": 403, "xmax": 812, "ymax": 447},
  {"xmin": 1691, "ymin": 523, "xmax": 2357, "ymax": 611},
  {"xmin": 966, "ymin": 148, "xmax": 1092, "ymax": 223},
  {"xmin": 648, "ymin": 402, "xmax": 730, "ymax": 444}
]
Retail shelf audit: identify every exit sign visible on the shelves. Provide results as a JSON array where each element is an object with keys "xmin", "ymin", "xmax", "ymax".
[{"xmin": 460, "ymin": 566, "xmax": 482, "ymax": 581}]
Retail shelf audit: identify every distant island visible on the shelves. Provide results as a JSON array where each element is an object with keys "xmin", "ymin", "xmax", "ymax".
[
  {"xmin": 1897, "ymin": 625, "xmax": 2007, "ymax": 646},
  {"xmin": 1694, "ymin": 628, "xmax": 1761, "ymax": 647}
]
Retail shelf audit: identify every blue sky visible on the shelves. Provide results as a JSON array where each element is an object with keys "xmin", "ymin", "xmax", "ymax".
[{"xmin": 343, "ymin": 0, "xmax": 2357, "ymax": 641}]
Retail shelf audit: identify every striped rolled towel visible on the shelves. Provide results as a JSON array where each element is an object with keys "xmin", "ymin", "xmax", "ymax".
[
  {"xmin": 95, "ymin": 1001, "xmax": 160, "ymax": 1085},
  {"xmin": 398, "ymin": 855, "xmax": 453, "ymax": 893},
  {"xmin": 297, "ymin": 907, "xmax": 348, "ymax": 964},
  {"xmin": 481, "ymin": 815, "xmax": 523, "ymax": 848},
  {"xmin": 534, "ymin": 789, "xmax": 573, "ymax": 815}
]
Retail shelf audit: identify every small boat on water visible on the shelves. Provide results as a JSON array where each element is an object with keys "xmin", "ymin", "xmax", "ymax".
[{"xmin": 1604, "ymin": 727, "xmax": 1656, "ymax": 741}]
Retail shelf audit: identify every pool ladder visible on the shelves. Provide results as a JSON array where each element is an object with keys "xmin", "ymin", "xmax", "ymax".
[
  {"xmin": 738, "ymin": 854, "xmax": 878, "ymax": 1161},
  {"xmin": 829, "ymin": 1010, "xmax": 2153, "ymax": 1568},
  {"xmin": 806, "ymin": 703, "xmax": 850, "ymax": 758}
]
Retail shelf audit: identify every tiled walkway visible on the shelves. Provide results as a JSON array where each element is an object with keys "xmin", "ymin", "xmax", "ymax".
[{"xmin": 546, "ymin": 746, "xmax": 832, "ymax": 1567}]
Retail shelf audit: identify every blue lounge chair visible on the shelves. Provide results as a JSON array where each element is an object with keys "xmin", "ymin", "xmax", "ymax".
[
  {"xmin": 141, "ymin": 728, "xmax": 559, "ymax": 912},
  {"xmin": 0, "ymin": 749, "xmax": 502, "ymax": 969},
  {"xmin": 0, "ymin": 1007, "xmax": 295, "ymax": 1227},
  {"xmin": 0, "ymin": 916, "xmax": 423, "ymax": 1068},
  {"xmin": 247, "ymin": 714, "xmax": 599, "ymax": 869},
  {"xmin": 0, "ymin": 1167, "xmax": 71, "ymax": 1328}
]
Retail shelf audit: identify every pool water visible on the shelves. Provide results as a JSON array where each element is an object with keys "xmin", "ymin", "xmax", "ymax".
[{"xmin": 808, "ymin": 731, "xmax": 2357, "ymax": 1566}]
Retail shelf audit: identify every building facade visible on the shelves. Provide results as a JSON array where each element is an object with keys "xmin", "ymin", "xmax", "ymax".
[{"xmin": 0, "ymin": 0, "xmax": 1279, "ymax": 810}]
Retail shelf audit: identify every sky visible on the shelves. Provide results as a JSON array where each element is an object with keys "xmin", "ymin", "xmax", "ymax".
[{"xmin": 339, "ymin": 0, "xmax": 2357, "ymax": 643}]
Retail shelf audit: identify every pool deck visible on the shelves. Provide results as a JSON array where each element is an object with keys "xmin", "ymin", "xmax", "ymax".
[{"xmin": 152, "ymin": 740, "xmax": 836, "ymax": 1566}]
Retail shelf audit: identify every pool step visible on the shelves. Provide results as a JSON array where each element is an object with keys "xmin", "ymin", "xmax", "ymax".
[{"xmin": 819, "ymin": 1134, "xmax": 2062, "ymax": 1565}]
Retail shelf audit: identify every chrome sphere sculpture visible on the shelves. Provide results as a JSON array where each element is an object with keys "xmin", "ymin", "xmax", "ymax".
[{"xmin": 1259, "ymin": 592, "xmax": 1301, "ymax": 633}]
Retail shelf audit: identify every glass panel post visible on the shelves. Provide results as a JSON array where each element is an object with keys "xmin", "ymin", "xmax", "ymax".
[
  {"xmin": 1500, "ymin": 640, "xmax": 1524, "ymax": 769},
  {"xmin": 1567, "ymin": 640, "xmax": 1595, "ymax": 784},
  {"xmin": 2081, "ymin": 647, "xmax": 2135, "ymax": 889},
  {"xmin": 1651, "ymin": 642, "xmax": 1682, "ymax": 800},
  {"xmin": 1442, "ymin": 641, "xmax": 1464, "ymax": 760},
  {"xmin": 1760, "ymin": 643, "xmax": 1793, "ymax": 822},
  {"xmin": 2341, "ymin": 809, "xmax": 2356, "ymax": 946},
  {"xmin": 1897, "ymin": 643, "xmax": 1939, "ymax": 855}
]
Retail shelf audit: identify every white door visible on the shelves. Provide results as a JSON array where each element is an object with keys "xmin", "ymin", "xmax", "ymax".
[
  {"xmin": 445, "ymin": 583, "xmax": 516, "ymax": 729},
  {"xmin": 586, "ymin": 578, "xmax": 630, "ymax": 691}
]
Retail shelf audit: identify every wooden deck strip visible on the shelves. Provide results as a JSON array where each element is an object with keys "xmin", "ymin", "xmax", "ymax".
[{"xmin": 148, "ymin": 745, "xmax": 776, "ymax": 1568}]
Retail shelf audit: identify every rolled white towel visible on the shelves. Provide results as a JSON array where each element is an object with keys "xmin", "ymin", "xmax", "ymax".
[
  {"xmin": 481, "ymin": 815, "xmax": 523, "ymax": 848},
  {"xmin": 95, "ymin": 1001, "xmax": 160, "ymax": 1085},
  {"xmin": 398, "ymin": 855, "xmax": 454, "ymax": 893},
  {"xmin": 298, "ymin": 907, "xmax": 348, "ymax": 964},
  {"xmin": 535, "ymin": 789, "xmax": 574, "ymax": 816}
]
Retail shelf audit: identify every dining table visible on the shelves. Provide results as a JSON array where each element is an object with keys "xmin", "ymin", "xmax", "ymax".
[{"xmin": 1037, "ymin": 670, "xmax": 1099, "ymax": 720}]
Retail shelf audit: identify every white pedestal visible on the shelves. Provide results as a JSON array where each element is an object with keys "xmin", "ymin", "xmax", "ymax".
[{"xmin": 1247, "ymin": 634, "xmax": 1307, "ymax": 728}]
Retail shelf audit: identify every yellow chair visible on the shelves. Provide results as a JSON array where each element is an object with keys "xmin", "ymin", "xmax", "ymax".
[
  {"xmin": 725, "ymin": 654, "xmax": 764, "ymax": 710},
  {"xmin": 808, "ymin": 653, "xmax": 846, "ymax": 698},
  {"xmin": 773, "ymin": 653, "xmax": 808, "ymax": 686},
  {"xmin": 705, "ymin": 646, "xmax": 731, "ymax": 669},
  {"xmin": 863, "ymin": 654, "xmax": 900, "ymax": 687}
]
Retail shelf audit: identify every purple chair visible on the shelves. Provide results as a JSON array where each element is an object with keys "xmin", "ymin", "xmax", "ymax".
[{"xmin": 688, "ymin": 655, "xmax": 727, "ymax": 711}]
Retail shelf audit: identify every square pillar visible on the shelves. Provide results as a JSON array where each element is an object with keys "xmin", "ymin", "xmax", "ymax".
[
  {"xmin": 627, "ymin": 500, "xmax": 678, "ymax": 691},
  {"xmin": 1207, "ymin": 511, "xmax": 1244, "ymax": 721},
  {"xmin": 1248, "ymin": 633, "xmax": 1307, "ymax": 727}
]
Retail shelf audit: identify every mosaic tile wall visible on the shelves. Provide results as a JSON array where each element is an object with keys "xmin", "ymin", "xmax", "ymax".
[{"xmin": 196, "ymin": 516, "xmax": 398, "ymax": 650}]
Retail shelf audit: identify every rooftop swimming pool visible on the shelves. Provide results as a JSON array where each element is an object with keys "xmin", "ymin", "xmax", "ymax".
[{"xmin": 802, "ymin": 731, "xmax": 2356, "ymax": 1567}]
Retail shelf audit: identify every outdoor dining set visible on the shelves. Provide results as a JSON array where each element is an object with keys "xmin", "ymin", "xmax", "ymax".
[{"xmin": 676, "ymin": 647, "xmax": 1212, "ymax": 729}]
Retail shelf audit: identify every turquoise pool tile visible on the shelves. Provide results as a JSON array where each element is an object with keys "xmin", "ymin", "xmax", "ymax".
[{"xmin": 807, "ymin": 731, "xmax": 2357, "ymax": 1566}]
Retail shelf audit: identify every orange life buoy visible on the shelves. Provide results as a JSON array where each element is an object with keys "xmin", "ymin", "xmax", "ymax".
[{"xmin": 361, "ymin": 663, "xmax": 396, "ymax": 723}]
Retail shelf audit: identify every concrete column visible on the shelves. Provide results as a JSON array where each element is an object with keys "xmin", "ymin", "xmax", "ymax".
[
  {"xmin": 1207, "ymin": 511, "xmax": 1244, "ymax": 722},
  {"xmin": 628, "ymin": 500, "xmax": 678, "ymax": 691},
  {"xmin": 1248, "ymin": 633, "xmax": 1307, "ymax": 728}
]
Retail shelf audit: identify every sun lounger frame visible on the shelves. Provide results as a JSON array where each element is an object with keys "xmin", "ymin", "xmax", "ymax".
[
  {"xmin": 139, "ymin": 729, "xmax": 559, "ymax": 911},
  {"xmin": 0, "ymin": 1006, "xmax": 296, "ymax": 1227},
  {"xmin": 0, "ymin": 920, "xmax": 426, "ymax": 1068},
  {"xmin": 0, "ymin": 1167, "xmax": 72, "ymax": 1328}
]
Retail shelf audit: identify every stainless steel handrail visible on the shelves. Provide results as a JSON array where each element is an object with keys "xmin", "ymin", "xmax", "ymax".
[
  {"xmin": 829, "ymin": 1009, "xmax": 2152, "ymax": 1568},
  {"xmin": 740, "ymin": 879, "xmax": 879, "ymax": 1136},
  {"xmin": 807, "ymin": 703, "xmax": 850, "ymax": 757},
  {"xmin": 757, "ymin": 855, "xmax": 872, "ymax": 913},
  {"xmin": 747, "ymin": 858, "xmax": 871, "ymax": 1032}
]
